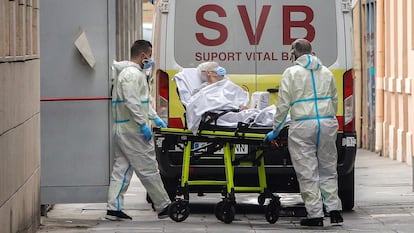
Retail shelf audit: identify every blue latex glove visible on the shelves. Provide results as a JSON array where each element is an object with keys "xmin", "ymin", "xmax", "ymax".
[
  {"xmin": 154, "ymin": 116, "xmax": 167, "ymax": 128},
  {"xmin": 140, "ymin": 124, "xmax": 152, "ymax": 141},
  {"xmin": 264, "ymin": 130, "xmax": 279, "ymax": 142}
]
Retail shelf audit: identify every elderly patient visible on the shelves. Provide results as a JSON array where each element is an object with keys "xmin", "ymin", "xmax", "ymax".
[{"xmin": 174, "ymin": 62, "xmax": 276, "ymax": 133}]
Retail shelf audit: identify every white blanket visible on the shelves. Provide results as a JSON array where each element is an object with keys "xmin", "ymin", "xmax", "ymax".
[
  {"xmin": 173, "ymin": 68, "xmax": 203, "ymax": 107},
  {"xmin": 185, "ymin": 78, "xmax": 249, "ymax": 133},
  {"xmin": 173, "ymin": 69, "xmax": 278, "ymax": 133}
]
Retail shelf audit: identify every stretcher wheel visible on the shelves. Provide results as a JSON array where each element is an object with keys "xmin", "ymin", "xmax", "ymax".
[
  {"xmin": 265, "ymin": 199, "xmax": 281, "ymax": 224},
  {"xmin": 214, "ymin": 201, "xmax": 224, "ymax": 221},
  {"xmin": 215, "ymin": 200, "xmax": 235, "ymax": 224},
  {"xmin": 257, "ymin": 194, "xmax": 266, "ymax": 206},
  {"xmin": 168, "ymin": 200, "xmax": 190, "ymax": 222}
]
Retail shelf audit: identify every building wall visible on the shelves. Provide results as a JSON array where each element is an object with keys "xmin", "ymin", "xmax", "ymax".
[
  {"xmin": 408, "ymin": 0, "xmax": 414, "ymax": 165},
  {"xmin": 0, "ymin": 0, "xmax": 41, "ymax": 233},
  {"xmin": 354, "ymin": 0, "xmax": 377, "ymax": 151},
  {"xmin": 374, "ymin": 0, "xmax": 414, "ymax": 165},
  {"xmin": 116, "ymin": 0, "xmax": 143, "ymax": 60}
]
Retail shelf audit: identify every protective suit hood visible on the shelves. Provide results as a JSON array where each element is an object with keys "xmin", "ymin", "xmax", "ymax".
[
  {"xmin": 112, "ymin": 60, "xmax": 142, "ymax": 72},
  {"xmin": 294, "ymin": 54, "xmax": 322, "ymax": 71}
]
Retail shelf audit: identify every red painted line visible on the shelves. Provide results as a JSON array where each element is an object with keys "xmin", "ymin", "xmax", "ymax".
[{"xmin": 41, "ymin": 96, "xmax": 111, "ymax": 101}]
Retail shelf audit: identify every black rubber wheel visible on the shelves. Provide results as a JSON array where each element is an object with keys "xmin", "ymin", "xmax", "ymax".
[
  {"xmin": 168, "ymin": 200, "xmax": 190, "ymax": 222},
  {"xmin": 214, "ymin": 201, "xmax": 224, "ymax": 221},
  {"xmin": 221, "ymin": 201, "xmax": 236, "ymax": 224},
  {"xmin": 257, "ymin": 194, "xmax": 266, "ymax": 206},
  {"xmin": 265, "ymin": 199, "xmax": 281, "ymax": 224}
]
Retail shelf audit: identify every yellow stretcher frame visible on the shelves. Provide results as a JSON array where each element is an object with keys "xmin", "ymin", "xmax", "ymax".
[{"xmin": 154, "ymin": 127, "xmax": 281, "ymax": 224}]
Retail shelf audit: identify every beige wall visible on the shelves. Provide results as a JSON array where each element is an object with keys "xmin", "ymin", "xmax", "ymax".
[
  {"xmin": 0, "ymin": 0, "xmax": 41, "ymax": 233},
  {"xmin": 382, "ymin": 0, "xmax": 413, "ymax": 164},
  {"xmin": 373, "ymin": 0, "xmax": 414, "ymax": 165},
  {"xmin": 408, "ymin": 0, "xmax": 414, "ymax": 165}
]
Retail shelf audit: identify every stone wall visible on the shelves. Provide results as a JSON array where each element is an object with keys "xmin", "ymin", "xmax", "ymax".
[
  {"xmin": 0, "ymin": 0, "xmax": 41, "ymax": 232},
  {"xmin": 378, "ymin": 0, "xmax": 414, "ymax": 165}
]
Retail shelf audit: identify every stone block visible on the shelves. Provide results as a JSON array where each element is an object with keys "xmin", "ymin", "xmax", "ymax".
[
  {"xmin": 396, "ymin": 129, "xmax": 406, "ymax": 162},
  {"xmin": 0, "ymin": 59, "xmax": 40, "ymax": 233},
  {"xmin": 0, "ymin": 0, "xmax": 6, "ymax": 58},
  {"xmin": 0, "ymin": 168, "xmax": 40, "ymax": 233},
  {"xmin": 26, "ymin": 1, "xmax": 33, "ymax": 55},
  {"xmin": 16, "ymin": 2, "xmax": 26, "ymax": 56},
  {"xmin": 0, "ymin": 62, "xmax": 9, "ymax": 134},
  {"xmin": 407, "ymin": 132, "xmax": 413, "ymax": 166},
  {"xmin": 0, "ymin": 60, "xmax": 40, "ymax": 134},
  {"xmin": 8, "ymin": 0, "xmax": 16, "ymax": 57},
  {"xmin": 389, "ymin": 124, "xmax": 396, "ymax": 159},
  {"xmin": 388, "ymin": 77, "xmax": 395, "ymax": 92},
  {"xmin": 0, "ymin": 198, "xmax": 11, "ymax": 233},
  {"xmin": 32, "ymin": 0, "xmax": 39, "ymax": 55}
]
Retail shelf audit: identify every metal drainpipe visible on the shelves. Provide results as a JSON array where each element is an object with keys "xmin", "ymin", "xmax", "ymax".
[{"xmin": 375, "ymin": 0, "xmax": 385, "ymax": 155}]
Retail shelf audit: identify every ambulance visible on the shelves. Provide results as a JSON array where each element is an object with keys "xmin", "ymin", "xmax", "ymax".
[{"xmin": 151, "ymin": 0, "xmax": 356, "ymax": 210}]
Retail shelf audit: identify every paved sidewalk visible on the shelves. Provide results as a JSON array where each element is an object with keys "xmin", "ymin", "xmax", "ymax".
[{"xmin": 38, "ymin": 149, "xmax": 414, "ymax": 233}]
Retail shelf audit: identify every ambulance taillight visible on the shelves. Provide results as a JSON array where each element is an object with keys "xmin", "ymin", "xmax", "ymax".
[
  {"xmin": 343, "ymin": 69, "xmax": 355, "ymax": 133},
  {"xmin": 156, "ymin": 69, "xmax": 184, "ymax": 128},
  {"xmin": 156, "ymin": 69, "xmax": 169, "ymax": 125}
]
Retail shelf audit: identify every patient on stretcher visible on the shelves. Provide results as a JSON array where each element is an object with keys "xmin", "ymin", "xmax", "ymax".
[{"xmin": 173, "ymin": 64, "xmax": 285, "ymax": 133}]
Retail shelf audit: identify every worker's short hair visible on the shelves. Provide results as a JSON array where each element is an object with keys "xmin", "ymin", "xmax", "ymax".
[
  {"xmin": 130, "ymin": 40, "xmax": 152, "ymax": 58},
  {"xmin": 291, "ymin": 39, "xmax": 312, "ymax": 58}
]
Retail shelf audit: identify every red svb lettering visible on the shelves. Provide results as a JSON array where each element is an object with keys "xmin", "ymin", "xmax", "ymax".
[
  {"xmin": 283, "ymin": 6, "xmax": 315, "ymax": 45},
  {"xmin": 195, "ymin": 4, "xmax": 316, "ymax": 46},
  {"xmin": 195, "ymin": 4, "xmax": 228, "ymax": 46},
  {"xmin": 196, "ymin": 4, "xmax": 270, "ymax": 46}
]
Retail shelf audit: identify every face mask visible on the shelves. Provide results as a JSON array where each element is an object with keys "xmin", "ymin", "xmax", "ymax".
[{"xmin": 142, "ymin": 58, "xmax": 153, "ymax": 69}]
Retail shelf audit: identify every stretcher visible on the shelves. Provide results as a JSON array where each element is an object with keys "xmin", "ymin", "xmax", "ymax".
[{"xmin": 154, "ymin": 123, "xmax": 285, "ymax": 224}]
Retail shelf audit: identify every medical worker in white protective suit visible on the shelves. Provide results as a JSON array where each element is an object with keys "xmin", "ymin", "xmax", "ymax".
[
  {"xmin": 106, "ymin": 40, "xmax": 171, "ymax": 221},
  {"xmin": 264, "ymin": 39, "xmax": 343, "ymax": 227}
]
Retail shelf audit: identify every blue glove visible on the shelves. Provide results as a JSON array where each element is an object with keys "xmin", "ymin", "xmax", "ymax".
[
  {"xmin": 154, "ymin": 116, "xmax": 167, "ymax": 128},
  {"xmin": 140, "ymin": 124, "xmax": 152, "ymax": 141},
  {"xmin": 264, "ymin": 130, "xmax": 279, "ymax": 142}
]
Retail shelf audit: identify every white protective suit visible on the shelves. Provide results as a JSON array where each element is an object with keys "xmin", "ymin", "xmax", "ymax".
[
  {"xmin": 107, "ymin": 61, "xmax": 170, "ymax": 213},
  {"xmin": 273, "ymin": 54, "xmax": 341, "ymax": 218}
]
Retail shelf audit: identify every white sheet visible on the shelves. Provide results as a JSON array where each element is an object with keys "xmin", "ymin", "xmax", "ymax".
[
  {"xmin": 173, "ymin": 68, "xmax": 203, "ymax": 107},
  {"xmin": 173, "ymin": 68, "xmax": 279, "ymax": 134},
  {"xmin": 185, "ymin": 78, "xmax": 249, "ymax": 133}
]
